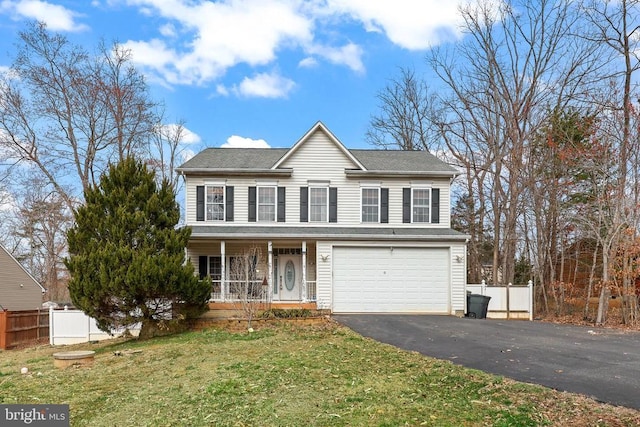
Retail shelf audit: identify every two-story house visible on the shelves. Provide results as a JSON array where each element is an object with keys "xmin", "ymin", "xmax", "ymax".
[{"xmin": 177, "ymin": 121, "xmax": 468, "ymax": 315}]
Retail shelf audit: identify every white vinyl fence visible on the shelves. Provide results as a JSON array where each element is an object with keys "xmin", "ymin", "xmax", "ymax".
[
  {"xmin": 49, "ymin": 307, "xmax": 140, "ymax": 345},
  {"xmin": 466, "ymin": 280, "xmax": 534, "ymax": 320}
]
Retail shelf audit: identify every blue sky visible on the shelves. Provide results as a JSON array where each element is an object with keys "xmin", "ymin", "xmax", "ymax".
[{"xmin": 0, "ymin": 0, "xmax": 472, "ymax": 157}]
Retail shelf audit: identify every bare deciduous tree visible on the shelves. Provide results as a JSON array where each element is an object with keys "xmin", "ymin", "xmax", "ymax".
[
  {"xmin": 580, "ymin": 0, "xmax": 640, "ymax": 325},
  {"xmin": 148, "ymin": 119, "xmax": 192, "ymax": 193},
  {"xmin": 228, "ymin": 246, "xmax": 268, "ymax": 330},
  {"xmin": 429, "ymin": 0, "xmax": 599, "ymax": 286},
  {"xmin": 0, "ymin": 21, "xmax": 160, "ymax": 211},
  {"xmin": 367, "ymin": 67, "xmax": 440, "ymax": 152},
  {"xmin": 13, "ymin": 181, "xmax": 72, "ymax": 303}
]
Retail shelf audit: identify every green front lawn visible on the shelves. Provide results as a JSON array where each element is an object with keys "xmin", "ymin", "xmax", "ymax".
[{"xmin": 1, "ymin": 320, "xmax": 638, "ymax": 426}]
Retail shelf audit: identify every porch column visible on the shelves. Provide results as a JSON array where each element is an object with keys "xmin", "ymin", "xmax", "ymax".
[
  {"xmin": 302, "ymin": 241, "xmax": 307, "ymax": 302},
  {"xmin": 268, "ymin": 241, "xmax": 273, "ymax": 303},
  {"xmin": 220, "ymin": 241, "xmax": 226, "ymax": 301}
]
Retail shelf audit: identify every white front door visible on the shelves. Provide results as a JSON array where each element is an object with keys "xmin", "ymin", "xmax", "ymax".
[{"xmin": 277, "ymin": 255, "xmax": 301, "ymax": 301}]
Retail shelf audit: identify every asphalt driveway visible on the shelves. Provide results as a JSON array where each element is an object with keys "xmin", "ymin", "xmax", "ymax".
[{"xmin": 334, "ymin": 314, "xmax": 640, "ymax": 410}]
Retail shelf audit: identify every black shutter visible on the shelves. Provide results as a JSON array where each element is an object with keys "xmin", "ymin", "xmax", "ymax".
[
  {"xmin": 198, "ymin": 256, "xmax": 208, "ymax": 279},
  {"xmin": 380, "ymin": 188, "xmax": 389, "ymax": 223},
  {"xmin": 277, "ymin": 187, "xmax": 286, "ymax": 222},
  {"xmin": 431, "ymin": 188, "xmax": 440, "ymax": 224},
  {"xmin": 329, "ymin": 187, "xmax": 338, "ymax": 223},
  {"xmin": 402, "ymin": 188, "xmax": 411, "ymax": 223},
  {"xmin": 196, "ymin": 186, "xmax": 205, "ymax": 221},
  {"xmin": 248, "ymin": 187, "xmax": 256, "ymax": 222},
  {"xmin": 226, "ymin": 186, "xmax": 234, "ymax": 222},
  {"xmin": 300, "ymin": 187, "xmax": 308, "ymax": 222}
]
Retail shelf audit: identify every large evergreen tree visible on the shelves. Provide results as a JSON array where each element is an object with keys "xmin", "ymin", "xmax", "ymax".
[{"xmin": 65, "ymin": 157, "xmax": 210, "ymax": 339}]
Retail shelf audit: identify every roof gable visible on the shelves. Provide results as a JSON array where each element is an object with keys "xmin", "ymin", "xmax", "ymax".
[
  {"xmin": 272, "ymin": 121, "xmax": 366, "ymax": 170},
  {"xmin": 176, "ymin": 121, "xmax": 459, "ymax": 178}
]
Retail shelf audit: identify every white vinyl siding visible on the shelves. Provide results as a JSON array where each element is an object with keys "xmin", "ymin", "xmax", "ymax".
[
  {"xmin": 280, "ymin": 130, "xmax": 357, "ymax": 224},
  {"xmin": 315, "ymin": 241, "xmax": 333, "ymax": 309},
  {"xmin": 450, "ymin": 243, "xmax": 467, "ymax": 314},
  {"xmin": 183, "ymin": 130, "xmax": 453, "ymax": 229}
]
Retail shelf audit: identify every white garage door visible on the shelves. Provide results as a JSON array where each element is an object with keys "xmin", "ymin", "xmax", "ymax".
[{"xmin": 332, "ymin": 247, "xmax": 450, "ymax": 313}]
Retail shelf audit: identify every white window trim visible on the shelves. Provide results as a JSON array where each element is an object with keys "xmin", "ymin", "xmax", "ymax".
[
  {"xmin": 360, "ymin": 187, "xmax": 381, "ymax": 223},
  {"xmin": 411, "ymin": 186, "xmax": 432, "ymax": 224},
  {"xmin": 309, "ymin": 186, "xmax": 329, "ymax": 222},
  {"xmin": 205, "ymin": 184, "xmax": 225, "ymax": 222},
  {"xmin": 257, "ymin": 185, "xmax": 277, "ymax": 222}
]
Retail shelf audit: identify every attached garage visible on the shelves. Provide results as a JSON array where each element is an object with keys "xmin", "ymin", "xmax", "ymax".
[{"xmin": 332, "ymin": 246, "xmax": 451, "ymax": 313}]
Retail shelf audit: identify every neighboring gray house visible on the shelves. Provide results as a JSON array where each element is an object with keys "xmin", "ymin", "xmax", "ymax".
[
  {"xmin": 177, "ymin": 121, "xmax": 469, "ymax": 314},
  {"xmin": 0, "ymin": 243, "xmax": 45, "ymax": 311}
]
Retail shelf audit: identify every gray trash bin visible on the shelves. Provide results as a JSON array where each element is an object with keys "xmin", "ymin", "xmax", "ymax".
[{"xmin": 466, "ymin": 294, "xmax": 491, "ymax": 319}]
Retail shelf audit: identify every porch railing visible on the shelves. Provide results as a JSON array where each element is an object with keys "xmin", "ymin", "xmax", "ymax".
[
  {"xmin": 210, "ymin": 280, "xmax": 266, "ymax": 302},
  {"xmin": 306, "ymin": 281, "xmax": 317, "ymax": 302},
  {"xmin": 209, "ymin": 280, "xmax": 317, "ymax": 302}
]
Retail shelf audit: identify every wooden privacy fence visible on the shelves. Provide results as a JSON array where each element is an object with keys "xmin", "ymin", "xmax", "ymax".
[
  {"xmin": 467, "ymin": 280, "xmax": 534, "ymax": 320},
  {"xmin": 0, "ymin": 309, "xmax": 49, "ymax": 349}
]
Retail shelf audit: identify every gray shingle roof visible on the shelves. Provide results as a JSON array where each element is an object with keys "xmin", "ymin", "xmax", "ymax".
[
  {"xmin": 189, "ymin": 225, "xmax": 469, "ymax": 241},
  {"xmin": 177, "ymin": 147, "xmax": 458, "ymax": 176},
  {"xmin": 350, "ymin": 149, "xmax": 458, "ymax": 174},
  {"xmin": 178, "ymin": 148, "xmax": 287, "ymax": 170}
]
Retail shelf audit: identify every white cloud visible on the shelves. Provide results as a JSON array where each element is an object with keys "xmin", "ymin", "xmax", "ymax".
[
  {"xmin": 222, "ymin": 135, "xmax": 270, "ymax": 148},
  {"xmin": 147, "ymin": 123, "xmax": 201, "ymax": 166},
  {"xmin": 233, "ymin": 71, "xmax": 295, "ymax": 99},
  {"xmin": 215, "ymin": 84, "xmax": 229, "ymax": 97},
  {"xmin": 113, "ymin": 0, "xmax": 472, "ymax": 87},
  {"xmin": 298, "ymin": 57, "xmax": 318, "ymax": 68},
  {"xmin": 123, "ymin": 0, "xmax": 313, "ymax": 85},
  {"xmin": 159, "ymin": 23, "xmax": 177, "ymax": 37},
  {"xmin": 0, "ymin": 0, "xmax": 89, "ymax": 32},
  {"xmin": 325, "ymin": 0, "xmax": 464, "ymax": 49},
  {"xmin": 121, "ymin": 39, "xmax": 182, "ymax": 84},
  {"xmin": 307, "ymin": 42, "xmax": 364, "ymax": 73},
  {"xmin": 159, "ymin": 123, "xmax": 202, "ymax": 145},
  {"xmin": 178, "ymin": 128, "xmax": 201, "ymax": 145}
]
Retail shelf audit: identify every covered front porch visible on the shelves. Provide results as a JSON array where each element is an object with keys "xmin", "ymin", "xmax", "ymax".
[{"xmin": 189, "ymin": 240, "xmax": 318, "ymax": 304}]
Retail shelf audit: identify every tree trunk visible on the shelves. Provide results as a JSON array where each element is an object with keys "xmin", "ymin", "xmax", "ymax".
[
  {"xmin": 596, "ymin": 286, "xmax": 610, "ymax": 325},
  {"xmin": 584, "ymin": 242, "xmax": 599, "ymax": 320}
]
